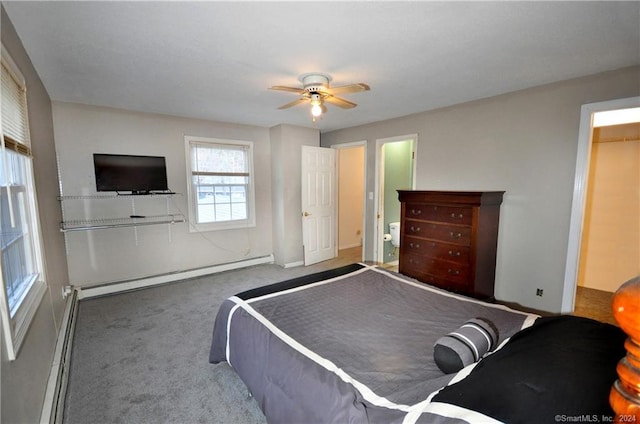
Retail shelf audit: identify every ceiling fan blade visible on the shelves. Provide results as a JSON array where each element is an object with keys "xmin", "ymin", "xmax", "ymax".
[
  {"xmin": 270, "ymin": 85, "xmax": 305, "ymax": 94},
  {"xmin": 325, "ymin": 95, "xmax": 357, "ymax": 109},
  {"xmin": 326, "ymin": 83, "xmax": 370, "ymax": 95},
  {"xmin": 278, "ymin": 98, "xmax": 308, "ymax": 110}
]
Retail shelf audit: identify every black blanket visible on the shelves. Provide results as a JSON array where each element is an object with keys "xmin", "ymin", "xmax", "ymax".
[{"xmin": 433, "ymin": 316, "xmax": 626, "ymax": 423}]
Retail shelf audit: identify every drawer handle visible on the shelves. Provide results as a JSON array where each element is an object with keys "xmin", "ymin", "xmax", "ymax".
[
  {"xmin": 411, "ymin": 226, "xmax": 421, "ymax": 233},
  {"xmin": 448, "ymin": 250, "xmax": 461, "ymax": 256},
  {"xmin": 409, "ymin": 242, "xmax": 420, "ymax": 249},
  {"xmin": 450, "ymin": 232, "xmax": 462, "ymax": 239},
  {"xmin": 448, "ymin": 269, "xmax": 460, "ymax": 275},
  {"xmin": 450, "ymin": 213, "xmax": 464, "ymax": 219},
  {"xmin": 411, "ymin": 209, "xmax": 422, "ymax": 215}
]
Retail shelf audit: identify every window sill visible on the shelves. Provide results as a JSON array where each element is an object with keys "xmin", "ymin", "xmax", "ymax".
[
  {"xmin": 3, "ymin": 279, "xmax": 47, "ymax": 361},
  {"xmin": 188, "ymin": 219, "xmax": 256, "ymax": 233}
]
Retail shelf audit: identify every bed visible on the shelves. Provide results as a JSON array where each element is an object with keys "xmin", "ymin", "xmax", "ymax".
[{"xmin": 209, "ymin": 263, "xmax": 628, "ymax": 423}]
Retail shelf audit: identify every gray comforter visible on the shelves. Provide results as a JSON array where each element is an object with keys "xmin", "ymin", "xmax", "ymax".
[{"xmin": 210, "ymin": 264, "xmax": 538, "ymax": 423}]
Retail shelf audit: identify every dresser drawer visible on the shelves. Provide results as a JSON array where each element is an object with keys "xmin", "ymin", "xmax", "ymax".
[
  {"xmin": 403, "ymin": 236, "xmax": 471, "ymax": 263},
  {"xmin": 401, "ymin": 266, "xmax": 472, "ymax": 295},
  {"xmin": 405, "ymin": 204, "xmax": 473, "ymax": 225},
  {"xmin": 404, "ymin": 220, "xmax": 472, "ymax": 245},
  {"xmin": 401, "ymin": 253, "xmax": 470, "ymax": 283}
]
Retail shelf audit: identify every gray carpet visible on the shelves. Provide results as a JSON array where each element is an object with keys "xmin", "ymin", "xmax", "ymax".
[{"xmin": 63, "ymin": 253, "xmax": 362, "ymax": 424}]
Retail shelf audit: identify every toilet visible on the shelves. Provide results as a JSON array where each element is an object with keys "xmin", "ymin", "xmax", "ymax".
[{"xmin": 389, "ymin": 222, "xmax": 401, "ymax": 247}]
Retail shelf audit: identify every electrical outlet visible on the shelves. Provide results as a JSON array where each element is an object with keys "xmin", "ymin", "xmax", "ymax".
[{"xmin": 536, "ymin": 288, "xmax": 544, "ymax": 297}]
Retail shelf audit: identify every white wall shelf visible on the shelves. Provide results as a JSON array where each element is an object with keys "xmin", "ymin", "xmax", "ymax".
[
  {"xmin": 57, "ymin": 193, "xmax": 176, "ymax": 201},
  {"xmin": 60, "ymin": 215, "xmax": 185, "ymax": 232},
  {"xmin": 58, "ymin": 193, "xmax": 185, "ymax": 232}
]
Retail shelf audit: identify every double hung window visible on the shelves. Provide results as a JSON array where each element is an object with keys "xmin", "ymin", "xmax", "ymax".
[
  {"xmin": 0, "ymin": 46, "xmax": 46, "ymax": 360},
  {"xmin": 185, "ymin": 136, "xmax": 255, "ymax": 231}
]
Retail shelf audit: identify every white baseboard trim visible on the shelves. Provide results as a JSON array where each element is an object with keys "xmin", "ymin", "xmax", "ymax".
[
  {"xmin": 40, "ymin": 290, "xmax": 78, "ymax": 424},
  {"xmin": 338, "ymin": 243, "xmax": 362, "ymax": 250},
  {"xmin": 283, "ymin": 260, "xmax": 304, "ymax": 269},
  {"xmin": 76, "ymin": 254, "xmax": 275, "ymax": 300}
]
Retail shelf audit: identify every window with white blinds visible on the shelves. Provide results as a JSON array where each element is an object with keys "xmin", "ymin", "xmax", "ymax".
[
  {"xmin": 184, "ymin": 136, "xmax": 256, "ymax": 232},
  {"xmin": 0, "ymin": 45, "xmax": 46, "ymax": 360}
]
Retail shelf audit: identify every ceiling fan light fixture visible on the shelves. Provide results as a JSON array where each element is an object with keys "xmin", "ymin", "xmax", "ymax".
[
  {"xmin": 270, "ymin": 73, "xmax": 370, "ymax": 122},
  {"xmin": 310, "ymin": 93, "xmax": 323, "ymax": 117},
  {"xmin": 311, "ymin": 103, "xmax": 323, "ymax": 117}
]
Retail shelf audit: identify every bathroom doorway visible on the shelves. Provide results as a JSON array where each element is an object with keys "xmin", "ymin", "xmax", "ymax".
[{"xmin": 374, "ymin": 135, "xmax": 417, "ymax": 264}]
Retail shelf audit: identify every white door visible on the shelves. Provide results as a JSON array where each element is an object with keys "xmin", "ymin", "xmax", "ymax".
[{"xmin": 301, "ymin": 146, "xmax": 337, "ymax": 265}]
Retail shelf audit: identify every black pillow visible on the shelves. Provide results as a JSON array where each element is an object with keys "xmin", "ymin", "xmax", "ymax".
[{"xmin": 433, "ymin": 317, "xmax": 498, "ymax": 374}]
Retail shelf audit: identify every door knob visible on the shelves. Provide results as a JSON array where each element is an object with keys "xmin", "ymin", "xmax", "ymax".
[{"xmin": 303, "ymin": 211, "xmax": 311, "ymax": 217}]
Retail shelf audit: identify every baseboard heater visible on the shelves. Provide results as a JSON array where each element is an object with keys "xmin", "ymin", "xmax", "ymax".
[
  {"xmin": 40, "ymin": 290, "xmax": 78, "ymax": 424},
  {"xmin": 76, "ymin": 254, "xmax": 275, "ymax": 299}
]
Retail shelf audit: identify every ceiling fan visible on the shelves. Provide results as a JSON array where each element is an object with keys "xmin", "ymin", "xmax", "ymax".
[{"xmin": 270, "ymin": 73, "xmax": 370, "ymax": 121}]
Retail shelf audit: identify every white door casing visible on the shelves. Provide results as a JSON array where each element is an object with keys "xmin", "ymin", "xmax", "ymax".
[
  {"xmin": 562, "ymin": 96, "xmax": 640, "ymax": 313},
  {"xmin": 301, "ymin": 146, "xmax": 337, "ymax": 265},
  {"xmin": 373, "ymin": 134, "xmax": 418, "ymax": 263}
]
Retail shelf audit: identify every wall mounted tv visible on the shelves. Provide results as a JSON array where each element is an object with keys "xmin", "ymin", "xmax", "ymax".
[{"xmin": 93, "ymin": 154, "xmax": 169, "ymax": 195}]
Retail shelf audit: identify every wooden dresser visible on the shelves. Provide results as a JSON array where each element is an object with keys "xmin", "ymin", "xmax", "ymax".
[{"xmin": 397, "ymin": 190, "xmax": 504, "ymax": 300}]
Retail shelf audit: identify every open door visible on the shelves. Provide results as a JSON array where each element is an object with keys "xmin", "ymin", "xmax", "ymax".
[{"xmin": 301, "ymin": 146, "xmax": 337, "ymax": 265}]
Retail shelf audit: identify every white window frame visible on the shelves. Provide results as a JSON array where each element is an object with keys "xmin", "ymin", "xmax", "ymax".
[
  {"xmin": 184, "ymin": 135, "xmax": 256, "ymax": 232},
  {"xmin": 0, "ymin": 45, "xmax": 47, "ymax": 361}
]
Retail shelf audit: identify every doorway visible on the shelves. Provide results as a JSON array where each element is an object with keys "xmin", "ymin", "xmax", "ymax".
[
  {"xmin": 578, "ymin": 118, "xmax": 639, "ymax": 292},
  {"xmin": 562, "ymin": 97, "xmax": 640, "ymax": 313},
  {"xmin": 374, "ymin": 135, "xmax": 417, "ymax": 264},
  {"xmin": 334, "ymin": 141, "xmax": 366, "ymax": 262}
]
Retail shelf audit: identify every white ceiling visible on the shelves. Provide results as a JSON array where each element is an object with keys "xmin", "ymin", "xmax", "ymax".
[{"xmin": 4, "ymin": 1, "xmax": 640, "ymax": 133}]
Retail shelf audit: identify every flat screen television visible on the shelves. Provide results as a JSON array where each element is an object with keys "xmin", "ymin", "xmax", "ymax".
[{"xmin": 93, "ymin": 153, "xmax": 169, "ymax": 194}]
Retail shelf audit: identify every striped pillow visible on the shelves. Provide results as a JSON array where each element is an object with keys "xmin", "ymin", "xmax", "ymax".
[{"xmin": 433, "ymin": 318, "xmax": 498, "ymax": 374}]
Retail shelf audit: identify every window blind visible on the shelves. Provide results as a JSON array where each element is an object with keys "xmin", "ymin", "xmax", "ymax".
[
  {"xmin": 190, "ymin": 142, "xmax": 250, "ymax": 177},
  {"xmin": 1, "ymin": 60, "xmax": 31, "ymax": 156}
]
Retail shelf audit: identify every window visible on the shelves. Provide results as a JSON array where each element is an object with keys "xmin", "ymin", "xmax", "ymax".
[
  {"xmin": 0, "ymin": 46, "xmax": 46, "ymax": 360},
  {"xmin": 185, "ymin": 136, "xmax": 255, "ymax": 231}
]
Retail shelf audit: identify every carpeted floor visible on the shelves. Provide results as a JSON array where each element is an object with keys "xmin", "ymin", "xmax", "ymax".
[{"xmin": 63, "ymin": 249, "xmax": 362, "ymax": 424}]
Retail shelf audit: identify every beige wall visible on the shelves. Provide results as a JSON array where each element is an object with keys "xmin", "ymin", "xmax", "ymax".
[
  {"xmin": 52, "ymin": 102, "xmax": 274, "ymax": 286},
  {"xmin": 338, "ymin": 146, "xmax": 365, "ymax": 250},
  {"xmin": 1, "ymin": 6, "xmax": 70, "ymax": 424},
  {"xmin": 579, "ymin": 131, "xmax": 640, "ymax": 292},
  {"xmin": 322, "ymin": 66, "xmax": 640, "ymax": 313}
]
